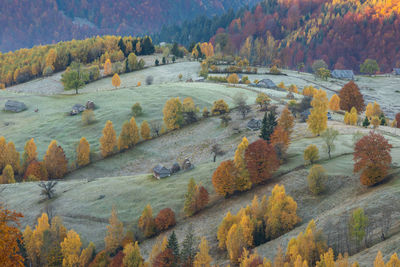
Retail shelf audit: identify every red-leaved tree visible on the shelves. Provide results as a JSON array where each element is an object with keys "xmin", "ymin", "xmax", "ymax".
[
  {"xmin": 245, "ymin": 139, "xmax": 280, "ymax": 184},
  {"xmin": 155, "ymin": 208, "xmax": 176, "ymax": 232},
  {"xmin": 354, "ymin": 131, "xmax": 392, "ymax": 186}
]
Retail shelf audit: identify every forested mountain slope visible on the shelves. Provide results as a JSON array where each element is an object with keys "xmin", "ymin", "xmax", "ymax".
[{"xmin": 0, "ymin": 0, "xmax": 258, "ymax": 52}]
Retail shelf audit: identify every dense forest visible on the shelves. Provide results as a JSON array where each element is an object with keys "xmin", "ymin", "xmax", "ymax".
[
  {"xmin": 0, "ymin": 35, "xmax": 154, "ymax": 88},
  {"xmin": 204, "ymin": 0, "xmax": 400, "ymax": 72},
  {"xmin": 0, "ymin": 0, "xmax": 258, "ymax": 52}
]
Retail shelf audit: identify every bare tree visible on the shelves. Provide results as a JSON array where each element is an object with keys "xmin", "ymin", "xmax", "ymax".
[
  {"xmin": 220, "ymin": 114, "xmax": 231, "ymax": 127},
  {"xmin": 234, "ymin": 92, "xmax": 251, "ymax": 119},
  {"xmin": 211, "ymin": 144, "xmax": 225, "ymax": 162},
  {"xmin": 364, "ymin": 217, "xmax": 374, "ymax": 248},
  {"xmin": 380, "ymin": 208, "xmax": 392, "ymax": 240},
  {"xmin": 150, "ymin": 120, "xmax": 162, "ymax": 137},
  {"xmin": 38, "ymin": 181, "xmax": 58, "ymax": 199},
  {"xmin": 321, "ymin": 127, "xmax": 339, "ymax": 159}
]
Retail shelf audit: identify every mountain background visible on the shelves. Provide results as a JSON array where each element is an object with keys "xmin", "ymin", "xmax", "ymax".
[
  {"xmin": 1, "ymin": 0, "xmax": 400, "ymax": 72},
  {"xmin": 0, "ymin": 0, "xmax": 258, "ymax": 52}
]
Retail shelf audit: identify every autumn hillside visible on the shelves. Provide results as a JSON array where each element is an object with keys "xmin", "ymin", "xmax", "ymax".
[
  {"xmin": 0, "ymin": 0, "xmax": 258, "ymax": 52},
  {"xmin": 203, "ymin": 0, "xmax": 400, "ymax": 72}
]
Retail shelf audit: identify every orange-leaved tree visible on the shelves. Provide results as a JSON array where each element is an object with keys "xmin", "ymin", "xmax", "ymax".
[
  {"xmin": 278, "ymin": 106, "xmax": 295, "ymax": 135},
  {"xmin": 212, "ymin": 160, "xmax": 237, "ymax": 197},
  {"xmin": 245, "ymin": 139, "xmax": 279, "ymax": 185},
  {"xmin": 354, "ymin": 131, "xmax": 392, "ymax": 186},
  {"xmin": 0, "ymin": 205, "xmax": 24, "ymax": 267},
  {"xmin": 118, "ymin": 120, "xmax": 132, "ymax": 151},
  {"xmin": 100, "ymin": 120, "xmax": 117, "ymax": 158},
  {"xmin": 43, "ymin": 140, "xmax": 68, "ymax": 179},
  {"xmin": 339, "ymin": 81, "xmax": 365, "ymax": 113},
  {"xmin": 77, "ymin": 137, "xmax": 90, "ymax": 167},
  {"xmin": 112, "ymin": 73, "xmax": 121, "ymax": 89},
  {"xmin": 141, "ymin": 120, "xmax": 151, "ymax": 140}
]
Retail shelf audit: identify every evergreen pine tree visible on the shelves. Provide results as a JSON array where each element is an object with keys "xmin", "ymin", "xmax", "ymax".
[
  {"xmin": 260, "ymin": 111, "xmax": 277, "ymax": 141},
  {"xmin": 180, "ymin": 224, "xmax": 196, "ymax": 267},
  {"xmin": 167, "ymin": 231, "xmax": 180, "ymax": 266},
  {"xmin": 362, "ymin": 117, "xmax": 370, "ymax": 127}
]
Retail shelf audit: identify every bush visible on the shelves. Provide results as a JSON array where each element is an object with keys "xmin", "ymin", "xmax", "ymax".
[
  {"xmin": 307, "ymin": 165, "xmax": 327, "ymax": 195},
  {"xmin": 82, "ymin": 109, "xmax": 96, "ymax": 125},
  {"xmin": 304, "ymin": 145, "xmax": 319, "ymax": 165},
  {"xmin": 270, "ymin": 65, "xmax": 281, "ymax": 74},
  {"xmin": 131, "ymin": 103, "xmax": 143, "ymax": 117},
  {"xmin": 227, "ymin": 73, "xmax": 239, "ymax": 84},
  {"xmin": 155, "ymin": 208, "xmax": 176, "ymax": 232},
  {"xmin": 207, "ymin": 76, "xmax": 227, "ymax": 83},
  {"xmin": 146, "ymin": 76, "xmax": 154, "ymax": 85}
]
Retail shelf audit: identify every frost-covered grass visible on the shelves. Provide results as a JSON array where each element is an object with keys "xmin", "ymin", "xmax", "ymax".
[{"xmin": 0, "ymin": 82, "xmax": 257, "ymax": 160}]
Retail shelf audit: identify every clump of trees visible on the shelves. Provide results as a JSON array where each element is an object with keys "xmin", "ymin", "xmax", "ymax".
[
  {"xmin": 217, "ymin": 186, "xmax": 300, "ymax": 263},
  {"xmin": 138, "ymin": 204, "xmax": 176, "ymax": 238},
  {"xmin": 183, "ymin": 178, "xmax": 209, "ymax": 217}
]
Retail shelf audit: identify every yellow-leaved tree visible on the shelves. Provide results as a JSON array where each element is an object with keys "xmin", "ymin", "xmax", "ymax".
[
  {"xmin": 6, "ymin": 141, "xmax": 20, "ymax": 173},
  {"xmin": 123, "ymin": 242, "xmax": 144, "ymax": 267},
  {"xmin": 43, "ymin": 140, "xmax": 68, "ymax": 179},
  {"xmin": 118, "ymin": 121, "xmax": 132, "ymax": 151},
  {"xmin": 233, "ymin": 137, "xmax": 252, "ymax": 191},
  {"xmin": 61, "ymin": 230, "xmax": 82, "ymax": 267},
  {"xmin": 194, "ymin": 237, "xmax": 213, "ymax": 267},
  {"xmin": 328, "ymin": 94, "xmax": 340, "ymax": 111},
  {"xmin": 265, "ymin": 184, "xmax": 300, "ymax": 239},
  {"xmin": 344, "ymin": 107, "xmax": 358, "ymax": 125},
  {"xmin": 141, "ymin": 120, "xmax": 151, "ymax": 140},
  {"xmin": 22, "ymin": 138, "xmax": 38, "ymax": 169},
  {"xmin": 104, "ymin": 59, "xmax": 112, "ymax": 76},
  {"xmin": 129, "ymin": 117, "xmax": 140, "ymax": 146},
  {"xmin": 2, "ymin": 165, "xmax": 15, "ymax": 184},
  {"xmin": 163, "ymin": 97, "xmax": 183, "ymax": 130},
  {"xmin": 112, "ymin": 73, "xmax": 121, "ymax": 89},
  {"xmin": 104, "ymin": 206, "xmax": 124, "ymax": 254},
  {"xmin": 76, "ymin": 137, "xmax": 90, "ymax": 167},
  {"xmin": 0, "ymin": 137, "xmax": 6, "ymax": 170},
  {"xmin": 100, "ymin": 120, "xmax": 117, "ymax": 158},
  {"xmin": 307, "ymin": 89, "xmax": 328, "ymax": 136},
  {"xmin": 79, "ymin": 242, "xmax": 95, "ymax": 267}
]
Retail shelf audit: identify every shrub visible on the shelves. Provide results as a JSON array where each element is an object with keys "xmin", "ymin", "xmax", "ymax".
[
  {"xmin": 131, "ymin": 103, "xmax": 143, "ymax": 117},
  {"xmin": 227, "ymin": 74, "xmax": 239, "ymax": 84},
  {"xmin": 304, "ymin": 145, "xmax": 319, "ymax": 165},
  {"xmin": 82, "ymin": 109, "xmax": 96, "ymax": 125},
  {"xmin": 207, "ymin": 76, "xmax": 227, "ymax": 83},
  {"xmin": 155, "ymin": 208, "xmax": 176, "ymax": 232},
  {"xmin": 307, "ymin": 165, "xmax": 327, "ymax": 195},
  {"xmin": 270, "ymin": 65, "xmax": 281, "ymax": 74}
]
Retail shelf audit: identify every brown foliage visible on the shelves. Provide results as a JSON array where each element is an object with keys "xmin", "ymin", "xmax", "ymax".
[
  {"xmin": 0, "ymin": 205, "xmax": 24, "ymax": 267},
  {"xmin": 155, "ymin": 208, "xmax": 176, "ymax": 232},
  {"xmin": 354, "ymin": 131, "xmax": 392, "ymax": 186},
  {"xmin": 212, "ymin": 160, "xmax": 237, "ymax": 196},
  {"xmin": 43, "ymin": 140, "xmax": 68, "ymax": 179},
  {"xmin": 153, "ymin": 248, "xmax": 175, "ymax": 267},
  {"xmin": 396, "ymin": 113, "xmax": 400, "ymax": 128},
  {"xmin": 24, "ymin": 160, "xmax": 48, "ymax": 181},
  {"xmin": 245, "ymin": 139, "xmax": 279, "ymax": 185},
  {"xmin": 339, "ymin": 81, "xmax": 365, "ymax": 113}
]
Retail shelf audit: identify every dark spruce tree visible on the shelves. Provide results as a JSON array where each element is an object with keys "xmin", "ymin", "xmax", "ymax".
[
  {"xmin": 167, "ymin": 231, "xmax": 180, "ymax": 267},
  {"xmin": 362, "ymin": 117, "xmax": 370, "ymax": 128},
  {"xmin": 260, "ymin": 111, "xmax": 277, "ymax": 141},
  {"xmin": 180, "ymin": 224, "xmax": 196, "ymax": 267}
]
